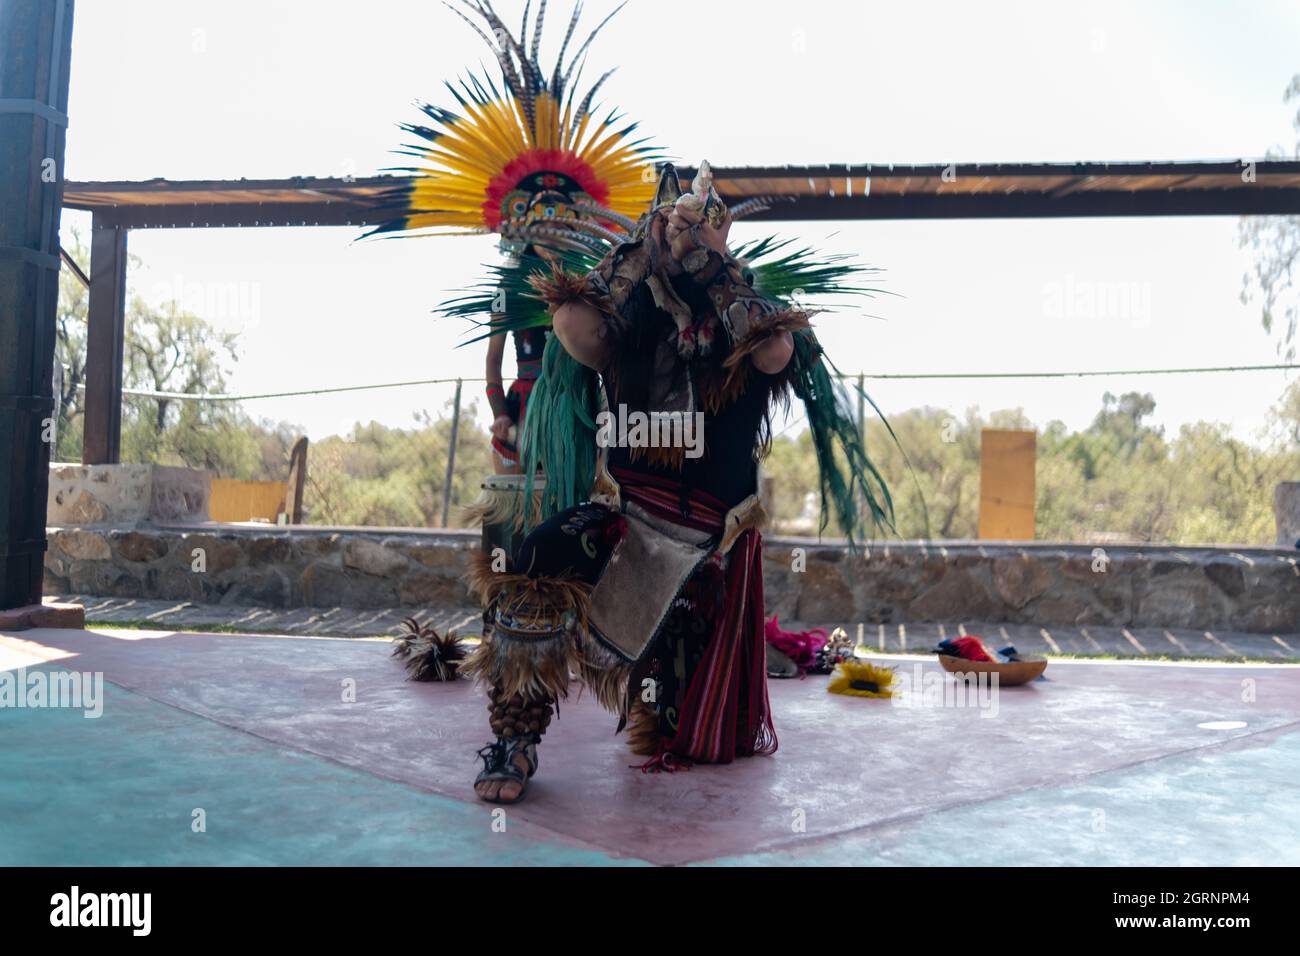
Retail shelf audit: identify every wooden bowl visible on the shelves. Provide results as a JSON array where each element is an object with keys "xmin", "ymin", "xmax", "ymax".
[{"xmin": 937, "ymin": 654, "xmax": 1047, "ymax": 686}]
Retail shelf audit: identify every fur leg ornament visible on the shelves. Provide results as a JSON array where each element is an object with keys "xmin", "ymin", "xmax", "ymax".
[
  {"xmin": 460, "ymin": 549, "xmax": 605, "ymax": 706},
  {"xmin": 624, "ymin": 698, "xmax": 662, "ymax": 757},
  {"xmin": 392, "ymin": 617, "xmax": 469, "ymax": 682}
]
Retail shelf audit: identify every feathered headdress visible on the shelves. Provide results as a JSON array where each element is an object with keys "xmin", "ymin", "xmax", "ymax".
[{"xmin": 365, "ymin": 0, "xmax": 661, "ymax": 252}]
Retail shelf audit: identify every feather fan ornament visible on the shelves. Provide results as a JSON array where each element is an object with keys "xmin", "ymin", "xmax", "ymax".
[
  {"xmin": 393, "ymin": 617, "xmax": 469, "ymax": 682},
  {"xmin": 827, "ymin": 659, "xmax": 896, "ymax": 699},
  {"xmin": 764, "ymin": 615, "xmax": 828, "ymax": 674},
  {"xmin": 363, "ymin": 0, "xmax": 661, "ymax": 244}
]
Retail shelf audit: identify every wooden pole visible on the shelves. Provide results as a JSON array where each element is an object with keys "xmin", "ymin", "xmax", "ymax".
[
  {"xmin": 856, "ymin": 373, "xmax": 865, "ymax": 434},
  {"xmin": 284, "ymin": 436, "xmax": 309, "ymax": 524},
  {"xmin": 440, "ymin": 379, "xmax": 463, "ymax": 527},
  {"xmin": 82, "ymin": 214, "xmax": 128, "ymax": 464},
  {"xmin": 0, "ymin": 0, "xmax": 76, "ymax": 610},
  {"xmin": 856, "ymin": 372, "xmax": 865, "ymax": 537}
]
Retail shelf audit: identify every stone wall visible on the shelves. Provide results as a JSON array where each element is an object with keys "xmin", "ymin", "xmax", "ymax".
[
  {"xmin": 761, "ymin": 539, "xmax": 1299, "ymax": 635},
  {"xmin": 47, "ymin": 464, "xmax": 210, "ymax": 525},
  {"xmin": 44, "ymin": 525, "xmax": 477, "ymax": 610},
  {"xmin": 43, "ymin": 524, "xmax": 1300, "ymax": 634}
]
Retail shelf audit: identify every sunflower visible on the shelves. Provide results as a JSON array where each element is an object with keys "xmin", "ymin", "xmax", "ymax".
[{"xmin": 827, "ymin": 659, "xmax": 896, "ymax": 699}]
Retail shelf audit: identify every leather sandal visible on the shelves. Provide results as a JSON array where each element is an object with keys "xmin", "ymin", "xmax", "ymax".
[{"xmin": 474, "ymin": 737, "xmax": 538, "ymax": 803}]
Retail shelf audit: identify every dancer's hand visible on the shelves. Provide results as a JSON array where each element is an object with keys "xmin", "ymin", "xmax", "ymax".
[
  {"xmin": 648, "ymin": 210, "xmax": 683, "ymax": 276},
  {"xmin": 491, "ymin": 415, "xmax": 513, "ymax": 440},
  {"xmin": 666, "ymin": 202, "xmax": 732, "ymax": 261}
]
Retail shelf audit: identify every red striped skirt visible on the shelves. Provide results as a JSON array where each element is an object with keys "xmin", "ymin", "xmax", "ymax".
[{"xmin": 613, "ymin": 467, "xmax": 777, "ymax": 764}]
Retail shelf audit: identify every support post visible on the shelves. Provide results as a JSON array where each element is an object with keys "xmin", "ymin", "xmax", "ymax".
[
  {"xmin": 440, "ymin": 379, "xmax": 463, "ymax": 527},
  {"xmin": 856, "ymin": 372, "xmax": 865, "ymax": 537},
  {"xmin": 856, "ymin": 373, "xmax": 865, "ymax": 436},
  {"xmin": 284, "ymin": 436, "xmax": 309, "ymax": 524},
  {"xmin": 0, "ymin": 0, "xmax": 76, "ymax": 611},
  {"xmin": 82, "ymin": 214, "xmax": 128, "ymax": 464}
]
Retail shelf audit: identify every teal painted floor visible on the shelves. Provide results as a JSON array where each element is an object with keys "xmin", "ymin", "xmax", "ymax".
[
  {"xmin": 0, "ymin": 677, "xmax": 643, "ymax": 867},
  {"xmin": 712, "ymin": 730, "xmax": 1300, "ymax": 866},
  {"xmin": 2, "ymin": 627, "xmax": 1298, "ymax": 866}
]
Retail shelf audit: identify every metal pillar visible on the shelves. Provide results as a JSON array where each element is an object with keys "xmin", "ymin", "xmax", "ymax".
[{"xmin": 0, "ymin": 0, "xmax": 76, "ymax": 609}]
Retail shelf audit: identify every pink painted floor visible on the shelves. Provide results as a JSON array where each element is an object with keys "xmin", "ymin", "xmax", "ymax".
[{"xmin": 4, "ymin": 627, "xmax": 1299, "ymax": 866}]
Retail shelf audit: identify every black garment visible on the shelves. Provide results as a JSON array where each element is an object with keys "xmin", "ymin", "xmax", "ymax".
[
  {"xmin": 603, "ymin": 273, "xmax": 772, "ymax": 510},
  {"xmin": 514, "ymin": 326, "xmax": 547, "ymax": 365},
  {"xmin": 514, "ymin": 502, "xmax": 620, "ymax": 580},
  {"xmin": 639, "ymin": 569, "xmax": 721, "ymax": 740},
  {"xmin": 604, "ymin": 384, "xmax": 768, "ymax": 509}
]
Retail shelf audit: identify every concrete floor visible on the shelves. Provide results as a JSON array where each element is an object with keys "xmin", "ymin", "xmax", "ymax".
[{"xmin": 2, "ymin": 626, "xmax": 1298, "ymax": 866}]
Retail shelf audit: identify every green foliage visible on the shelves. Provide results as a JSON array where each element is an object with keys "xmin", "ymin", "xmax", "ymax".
[
  {"xmin": 763, "ymin": 387, "xmax": 1300, "ymax": 546},
  {"xmin": 52, "ymin": 231, "xmax": 90, "ymax": 463},
  {"xmin": 1239, "ymin": 73, "xmax": 1300, "ymax": 361},
  {"xmin": 304, "ymin": 403, "xmax": 493, "ymax": 528},
  {"xmin": 117, "ymin": 297, "xmax": 279, "ymax": 479},
  {"xmin": 54, "ymin": 232, "xmax": 282, "ymax": 476}
]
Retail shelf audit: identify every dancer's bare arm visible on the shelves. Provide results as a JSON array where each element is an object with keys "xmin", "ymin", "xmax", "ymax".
[
  {"xmin": 552, "ymin": 300, "xmax": 613, "ymax": 372},
  {"xmin": 751, "ymin": 329, "xmax": 794, "ymax": 374},
  {"xmin": 484, "ymin": 331, "xmax": 512, "ymax": 439}
]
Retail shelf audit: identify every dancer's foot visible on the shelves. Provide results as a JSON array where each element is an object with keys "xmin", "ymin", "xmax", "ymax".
[{"xmin": 474, "ymin": 738, "xmax": 537, "ymax": 803}]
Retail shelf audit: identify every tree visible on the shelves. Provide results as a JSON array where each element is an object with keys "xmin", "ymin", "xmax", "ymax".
[
  {"xmin": 117, "ymin": 297, "xmax": 272, "ymax": 477},
  {"xmin": 304, "ymin": 399, "xmax": 493, "ymax": 528},
  {"xmin": 52, "ymin": 242, "xmax": 295, "ymax": 480},
  {"xmin": 1240, "ymin": 74, "xmax": 1300, "ymax": 360},
  {"xmin": 52, "ymin": 230, "xmax": 90, "ymax": 462}
]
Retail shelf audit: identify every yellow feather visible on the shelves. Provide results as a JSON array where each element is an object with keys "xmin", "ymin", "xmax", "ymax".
[
  {"xmin": 379, "ymin": 61, "xmax": 657, "ymax": 236},
  {"xmin": 827, "ymin": 660, "xmax": 896, "ymax": 699}
]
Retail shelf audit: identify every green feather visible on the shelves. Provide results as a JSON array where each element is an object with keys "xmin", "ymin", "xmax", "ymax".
[
  {"xmin": 438, "ymin": 244, "xmax": 605, "ymax": 346},
  {"xmin": 789, "ymin": 331, "xmax": 897, "ymax": 546},
  {"xmin": 518, "ymin": 334, "xmax": 600, "ymax": 529},
  {"xmin": 734, "ymin": 236, "xmax": 887, "ymax": 305},
  {"xmin": 439, "ymin": 233, "xmax": 920, "ymax": 541}
]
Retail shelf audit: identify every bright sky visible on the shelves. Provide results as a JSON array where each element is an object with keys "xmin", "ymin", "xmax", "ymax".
[{"xmin": 60, "ymin": 0, "xmax": 1300, "ymax": 443}]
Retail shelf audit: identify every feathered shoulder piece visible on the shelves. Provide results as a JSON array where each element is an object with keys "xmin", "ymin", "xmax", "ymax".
[{"xmin": 364, "ymin": 0, "xmax": 661, "ymax": 252}]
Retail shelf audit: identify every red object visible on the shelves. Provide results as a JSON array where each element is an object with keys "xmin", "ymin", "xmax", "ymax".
[
  {"xmin": 601, "ymin": 513, "xmax": 627, "ymax": 544},
  {"xmin": 948, "ymin": 636, "xmax": 994, "ymax": 662},
  {"xmin": 481, "ymin": 149, "xmax": 609, "ymax": 231},
  {"xmin": 764, "ymin": 616, "xmax": 828, "ymax": 673},
  {"xmin": 490, "ymin": 376, "xmax": 537, "ymax": 462},
  {"xmin": 667, "ymin": 530, "xmax": 777, "ymax": 763},
  {"xmin": 614, "ymin": 469, "xmax": 778, "ymax": 764},
  {"xmin": 630, "ymin": 738, "xmax": 693, "ymax": 774}
]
